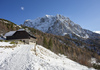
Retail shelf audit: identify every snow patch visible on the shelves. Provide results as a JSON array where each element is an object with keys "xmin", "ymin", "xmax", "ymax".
[
  {"xmin": 91, "ymin": 58, "xmax": 100, "ymax": 65},
  {"xmin": 93, "ymin": 31, "xmax": 100, "ymax": 34}
]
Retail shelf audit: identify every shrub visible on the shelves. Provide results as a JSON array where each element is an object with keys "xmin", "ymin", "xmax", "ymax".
[
  {"xmin": 10, "ymin": 41, "xmax": 16, "ymax": 44},
  {"xmin": 0, "ymin": 40, "xmax": 3, "ymax": 42},
  {"xmin": 93, "ymin": 64, "xmax": 100, "ymax": 69},
  {"xmin": 4, "ymin": 45, "xmax": 16, "ymax": 48},
  {"xmin": 4, "ymin": 40, "xmax": 8, "ymax": 42}
]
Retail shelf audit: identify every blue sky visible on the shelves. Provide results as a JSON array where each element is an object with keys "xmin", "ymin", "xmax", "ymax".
[{"xmin": 0, "ymin": 0, "xmax": 100, "ymax": 31}]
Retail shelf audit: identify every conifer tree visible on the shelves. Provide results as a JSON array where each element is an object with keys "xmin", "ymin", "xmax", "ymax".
[
  {"xmin": 43, "ymin": 37, "xmax": 48, "ymax": 48},
  {"xmin": 48, "ymin": 38, "xmax": 53, "ymax": 49}
]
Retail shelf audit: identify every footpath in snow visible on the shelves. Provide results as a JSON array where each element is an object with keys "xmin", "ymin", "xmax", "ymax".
[{"xmin": 0, "ymin": 42, "xmax": 95, "ymax": 70}]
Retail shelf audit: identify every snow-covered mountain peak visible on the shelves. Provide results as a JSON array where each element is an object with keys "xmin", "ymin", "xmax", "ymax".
[
  {"xmin": 24, "ymin": 15, "xmax": 89, "ymax": 38},
  {"xmin": 25, "ymin": 19, "xmax": 31, "ymax": 22},
  {"xmin": 45, "ymin": 15, "xmax": 53, "ymax": 18}
]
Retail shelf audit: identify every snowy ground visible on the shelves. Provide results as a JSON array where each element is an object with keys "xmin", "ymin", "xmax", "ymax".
[
  {"xmin": 0, "ymin": 42, "xmax": 95, "ymax": 70},
  {"xmin": 0, "ymin": 42, "xmax": 13, "ymax": 46}
]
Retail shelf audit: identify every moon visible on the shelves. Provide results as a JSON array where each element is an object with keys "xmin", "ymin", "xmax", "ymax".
[{"xmin": 21, "ymin": 7, "xmax": 24, "ymax": 10}]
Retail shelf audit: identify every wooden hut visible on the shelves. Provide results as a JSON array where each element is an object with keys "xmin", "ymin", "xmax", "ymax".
[{"xmin": 4, "ymin": 29, "xmax": 37, "ymax": 44}]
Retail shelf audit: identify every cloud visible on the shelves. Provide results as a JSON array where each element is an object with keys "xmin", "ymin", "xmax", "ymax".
[{"xmin": 21, "ymin": 7, "xmax": 24, "ymax": 10}]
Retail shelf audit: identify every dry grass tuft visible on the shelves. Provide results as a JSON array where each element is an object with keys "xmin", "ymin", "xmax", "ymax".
[{"xmin": 0, "ymin": 45, "xmax": 16, "ymax": 48}]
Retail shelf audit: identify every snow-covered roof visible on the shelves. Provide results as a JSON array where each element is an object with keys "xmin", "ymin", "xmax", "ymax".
[
  {"xmin": 4, "ymin": 29, "xmax": 25, "ymax": 37},
  {"xmin": 4, "ymin": 31, "xmax": 16, "ymax": 36}
]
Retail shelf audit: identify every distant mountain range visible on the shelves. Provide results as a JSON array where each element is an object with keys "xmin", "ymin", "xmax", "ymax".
[
  {"xmin": 23, "ymin": 14, "xmax": 100, "ymax": 40},
  {"xmin": 24, "ymin": 15, "xmax": 89, "ymax": 38}
]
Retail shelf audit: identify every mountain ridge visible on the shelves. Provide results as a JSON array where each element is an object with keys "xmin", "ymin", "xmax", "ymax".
[{"xmin": 24, "ymin": 14, "xmax": 90, "ymax": 39}]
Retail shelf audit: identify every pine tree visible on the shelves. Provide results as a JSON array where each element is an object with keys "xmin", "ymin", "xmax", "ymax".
[
  {"xmin": 43, "ymin": 37, "xmax": 48, "ymax": 48},
  {"xmin": 48, "ymin": 38, "xmax": 53, "ymax": 49},
  {"xmin": 11, "ymin": 23, "xmax": 13, "ymax": 30}
]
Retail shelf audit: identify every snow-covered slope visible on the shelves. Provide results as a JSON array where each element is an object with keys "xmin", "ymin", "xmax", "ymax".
[
  {"xmin": 94, "ymin": 31, "xmax": 100, "ymax": 34},
  {"xmin": 0, "ymin": 42, "xmax": 95, "ymax": 70},
  {"xmin": 24, "ymin": 14, "xmax": 89, "ymax": 39}
]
